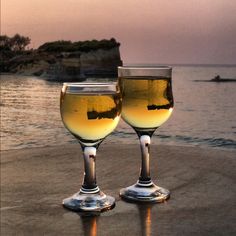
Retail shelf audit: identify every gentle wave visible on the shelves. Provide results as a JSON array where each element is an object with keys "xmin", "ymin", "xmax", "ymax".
[
  {"xmin": 155, "ymin": 134, "xmax": 236, "ymax": 149},
  {"xmin": 112, "ymin": 132, "xmax": 236, "ymax": 149}
]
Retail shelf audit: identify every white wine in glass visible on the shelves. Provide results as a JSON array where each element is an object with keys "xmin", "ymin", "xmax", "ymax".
[
  {"xmin": 60, "ymin": 82, "xmax": 122, "ymax": 212},
  {"xmin": 118, "ymin": 66, "xmax": 174, "ymax": 202}
]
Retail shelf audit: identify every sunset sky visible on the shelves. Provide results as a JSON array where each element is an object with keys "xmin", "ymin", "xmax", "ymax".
[{"xmin": 1, "ymin": 0, "xmax": 236, "ymax": 64}]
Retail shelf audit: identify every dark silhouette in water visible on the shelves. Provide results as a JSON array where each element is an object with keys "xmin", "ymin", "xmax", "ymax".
[
  {"xmin": 194, "ymin": 75, "xmax": 236, "ymax": 83},
  {"xmin": 211, "ymin": 75, "xmax": 236, "ymax": 82},
  {"xmin": 212, "ymin": 75, "xmax": 221, "ymax": 81}
]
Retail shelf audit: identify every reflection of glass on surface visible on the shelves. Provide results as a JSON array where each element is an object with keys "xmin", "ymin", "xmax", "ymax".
[
  {"xmin": 137, "ymin": 204, "xmax": 153, "ymax": 236},
  {"xmin": 81, "ymin": 215, "xmax": 98, "ymax": 236}
]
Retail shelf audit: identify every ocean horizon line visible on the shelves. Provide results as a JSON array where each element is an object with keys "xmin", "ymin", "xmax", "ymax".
[{"xmin": 124, "ymin": 63, "xmax": 236, "ymax": 67}]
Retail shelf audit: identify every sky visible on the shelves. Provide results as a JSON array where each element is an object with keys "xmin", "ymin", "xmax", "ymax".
[{"xmin": 1, "ymin": 0, "xmax": 236, "ymax": 64}]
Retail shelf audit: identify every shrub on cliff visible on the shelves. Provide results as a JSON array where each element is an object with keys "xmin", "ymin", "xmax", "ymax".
[
  {"xmin": 0, "ymin": 34, "xmax": 31, "ymax": 72},
  {"xmin": 38, "ymin": 38, "xmax": 120, "ymax": 52}
]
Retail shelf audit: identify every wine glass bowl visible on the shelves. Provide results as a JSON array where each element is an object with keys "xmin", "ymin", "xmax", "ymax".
[
  {"xmin": 118, "ymin": 66, "xmax": 173, "ymax": 202},
  {"xmin": 60, "ymin": 82, "xmax": 121, "ymax": 212}
]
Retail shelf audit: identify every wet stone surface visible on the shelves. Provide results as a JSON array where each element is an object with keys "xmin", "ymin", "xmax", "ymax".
[{"xmin": 1, "ymin": 144, "xmax": 236, "ymax": 235}]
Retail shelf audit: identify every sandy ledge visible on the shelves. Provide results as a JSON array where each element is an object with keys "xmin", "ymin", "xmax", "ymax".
[{"xmin": 1, "ymin": 144, "xmax": 236, "ymax": 235}]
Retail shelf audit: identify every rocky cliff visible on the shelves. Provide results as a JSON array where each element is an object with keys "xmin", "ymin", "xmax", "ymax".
[
  {"xmin": 1, "ymin": 39, "xmax": 122, "ymax": 81},
  {"xmin": 45, "ymin": 47, "xmax": 122, "ymax": 81}
]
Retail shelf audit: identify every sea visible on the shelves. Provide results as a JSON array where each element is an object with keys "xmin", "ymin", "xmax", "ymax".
[{"xmin": 1, "ymin": 65, "xmax": 236, "ymax": 151}]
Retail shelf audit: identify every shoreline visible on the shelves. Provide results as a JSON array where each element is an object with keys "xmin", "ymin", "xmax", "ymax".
[{"xmin": 1, "ymin": 141, "xmax": 236, "ymax": 153}]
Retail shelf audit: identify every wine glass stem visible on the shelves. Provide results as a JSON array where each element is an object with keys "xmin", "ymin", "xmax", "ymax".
[
  {"xmin": 138, "ymin": 135, "xmax": 152, "ymax": 185},
  {"xmin": 81, "ymin": 146, "xmax": 99, "ymax": 193}
]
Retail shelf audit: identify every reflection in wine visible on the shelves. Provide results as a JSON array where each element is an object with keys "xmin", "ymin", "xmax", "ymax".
[
  {"xmin": 61, "ymin": 91, "xmax": 121, "ymax": 146},
  {"xmin": 119, "ymin": 76, "xmax": 173, "ymax": 135}
]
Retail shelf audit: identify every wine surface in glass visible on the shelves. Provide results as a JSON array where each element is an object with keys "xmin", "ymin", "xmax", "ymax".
[
  {"xmin": 120, "ymin": 76, "xmax": 173, "ymax": 129},
  {"xmin": 60, "ymin": 92, "xmax": 121, "ymax": 141}
]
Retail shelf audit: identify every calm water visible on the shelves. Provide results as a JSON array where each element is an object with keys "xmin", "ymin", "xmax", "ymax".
[{"xmin": 1, "ymin": 65, "xmax": 236, "ymax": 151}]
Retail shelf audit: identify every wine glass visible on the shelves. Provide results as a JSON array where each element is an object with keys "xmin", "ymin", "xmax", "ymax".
[
  {"xmin": 60, "ymin": 82, "xmax": 122, "ymax": 212},
  {"xmin": 118, "ymin": 66, "xmax": 174, "ymax": 202}
]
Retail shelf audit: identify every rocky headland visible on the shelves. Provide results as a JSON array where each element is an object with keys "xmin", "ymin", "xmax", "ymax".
[{"xmin": 0, "ymin": 38, "xmax": 122, "ymax": 81}]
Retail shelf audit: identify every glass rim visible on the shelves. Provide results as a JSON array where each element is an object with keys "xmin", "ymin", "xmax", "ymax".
[
  {"xmin": 62, "ymin": 82, "xmax": 119, "ymax": 94},
  {"xmin": 118, "ymin": 65, "xmax": 172, "ymax": 78},
  {"xmin": 62, "ymin": 82, "xmax": 117, "ymax": 87},
  {"xmin": 118, "ymin": 65, "xmax": 172, "ymax": 70}
]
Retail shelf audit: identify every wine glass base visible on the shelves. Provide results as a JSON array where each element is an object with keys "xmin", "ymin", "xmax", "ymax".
[
  {"xmin": 63, "ymin": 190, "xmax": 115, "ymax": 212},
  {"xmin": 120, "ymin": 182, "xmax": 170, "ymax": 203}
]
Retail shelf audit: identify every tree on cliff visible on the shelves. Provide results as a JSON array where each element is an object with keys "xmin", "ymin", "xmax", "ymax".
[
  {"xmin": 38, "ymin": 38, "xmax": 120, "ymax": 52},
  {"xmin": 0, "ymin": 34, "xmax": 31, "ymax": 51}
]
